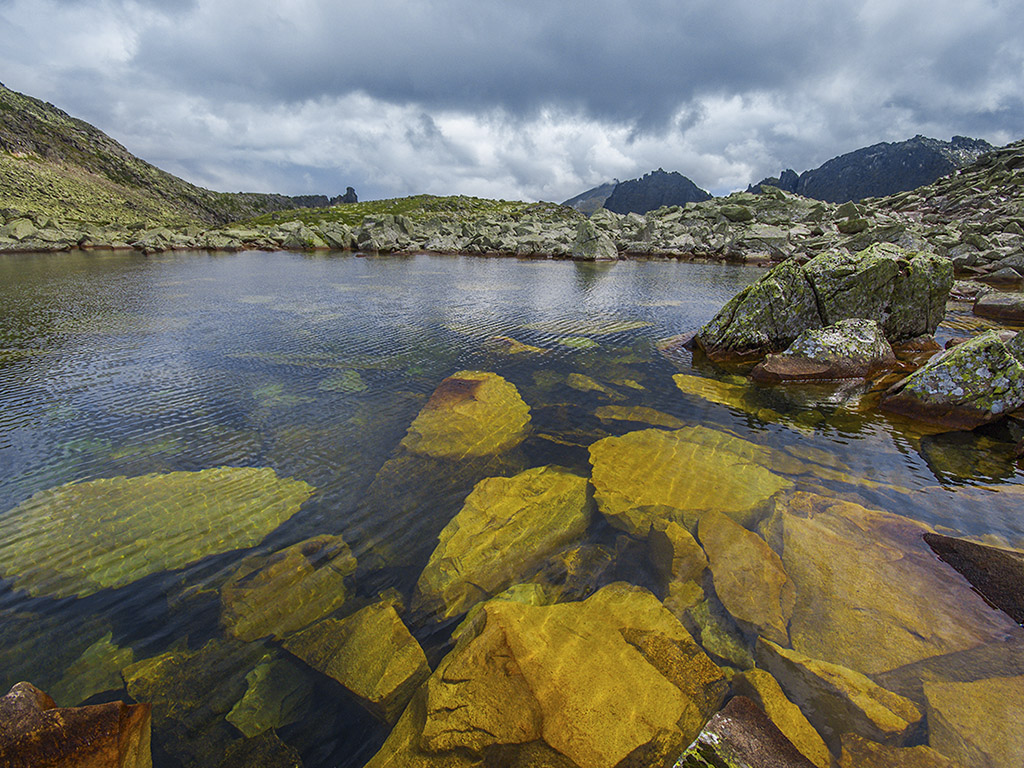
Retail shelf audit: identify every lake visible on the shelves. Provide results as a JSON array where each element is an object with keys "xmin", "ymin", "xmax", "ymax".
[{"xmin": 1, "ymin": 250, "xmax": 1021, "ymax": 767}]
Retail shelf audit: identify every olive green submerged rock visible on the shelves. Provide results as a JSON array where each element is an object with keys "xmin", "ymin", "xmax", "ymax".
[
  {"xmin": 367, "ymin": 583, "xmax": 727, "ymax": 768},
  {"xmin": 923, "ymin": 675, "xmax": 1024, "ymax": 768},
  {"xmin": 752, "ymin": 318, "xmax": 896, "ymax": 382},
  {"xmin": 0, "ymin": 467, "xmax": 315, "ymax": 598},
  {"xmin": 697, "ymin": 510, "xmax": 794, "ymax": 646},
  {"xmin": 413, "ymin": 466, "xmax": 591, "ymax": 620},
  {"xmin": 283, "ymin": 600, "xmax": 430, "ymax": 724},
  {"xmin": 225, "ymin": 655, "xmax": 311, "ymax": 738},
  {"xmin": 220, "ymin": 535, "xmax": 357, "ymax": 642},
  {"xmin": 838, "ymin": 734, "xmax": 966, "ymax": 768},
  {"xmin": 697, "ymin": 243, "xmax": 952, "ymax": 361},
  {"xmin": 588, "ymin": 426, "xmax": 793, "ymax": 536},
  {"xmin": 49, "ymin": 632, "xmax": 134, "ymax": 707},
  {"xmin": 762, "ymin": 492, "xmax": 1019, "ymax": 676},
  {"xmin": 400, "ymin": 370, "xmax": 531, "ymax": 459},
  {"xmin": 881, "ymin": 330, "xmax": 1024, "ymax": 430}
]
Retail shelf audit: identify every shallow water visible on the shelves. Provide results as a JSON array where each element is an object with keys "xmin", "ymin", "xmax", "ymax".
[{"xmin": 1, "ymin": 250, "xmax": 1022, "ymax": 766}]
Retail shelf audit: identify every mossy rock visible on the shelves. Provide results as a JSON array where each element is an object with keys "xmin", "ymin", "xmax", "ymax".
[{"xmin": 0, "ymin": 467, "xmax": 314, "ymax": 598}]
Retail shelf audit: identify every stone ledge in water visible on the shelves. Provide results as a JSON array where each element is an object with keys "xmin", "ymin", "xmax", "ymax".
[
  {"xmin": 220, "ymin": 534, "xmax": 357, "ymax": 642},
  {"xmin": 881, "ymin": 330, "xmax": 1024, "ymax": 430},
  {"xmin": 0, "ymin": 681, "xmax": 152, "ymax": 768},
  {"xmin": 399, "ymin": 370, "xmax": 531, "ymax": 459},
  {"xmin": 0, "ymin": 467, "xmax": 315, "ymax": 598},
  {"xmin": 751, "ymin": 319, "xmax": 896, "ymax": 383},
  {"xmin": 412, "ymin": 466, "xmax": 592, "ymax": 620},
  {"xmin": 973, "ymin": 290, "xmax": 1024, "ymax": 321},
  {"xmin": 673, "ymin": 695, "xmax": 817, "ymax": 768}
]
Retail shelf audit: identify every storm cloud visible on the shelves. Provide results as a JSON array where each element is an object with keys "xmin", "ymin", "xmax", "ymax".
[{"xmin": 0, "ymin": 0, "xmax": 1021, "ymax": 201}]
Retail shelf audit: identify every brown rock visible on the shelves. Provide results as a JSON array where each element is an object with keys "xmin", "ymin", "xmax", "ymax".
[
  {"xmin": 838, "ymin": 733, "xmax": 965, "ymax": 768},
  {"xmin": 0, "ymin": 681, "xmax": 152, "ymax": 768},
  {"xmin": 923, "ymin": 532, "xmax": 1024, "ymax": 624},
  {"xmin": 698, "ymin": 510, "xmax": 794, "ymax": 646}
]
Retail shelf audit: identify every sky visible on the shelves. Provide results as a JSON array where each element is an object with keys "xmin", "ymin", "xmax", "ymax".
[{"xmin": 0, "ymin": 0, "xmax": 1022, "ymax": 202}]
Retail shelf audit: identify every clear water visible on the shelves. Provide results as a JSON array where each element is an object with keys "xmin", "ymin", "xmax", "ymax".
[{"xmin": 1, "ymin": 250, "xmax": 1021, "ymax": 766}]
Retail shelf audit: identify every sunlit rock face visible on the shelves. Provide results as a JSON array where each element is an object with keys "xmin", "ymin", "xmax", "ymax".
[
  {"xmin": 0, "ymin": 467, "xmax": 315, "ymax": 598},
  {"xmin": 220, "ymin": 534, "xmax": 357, "ymax": 641},
  {"xmin": 400, "ymin": 370, "xmax": 531, "ymax": 459},
  {"xmin": 366, "ymin": 583, "xmax": 727, "ymax": 768},
  {"xmin": 761, "ymin": 492, "xmax": 1020, "ymax": 676},
  {"xmin": 413, "ymin": 466, "xmax": 592, "ymax": 620},
  {"xmin": 588, "ymin": 426, "xmax": 793, "ymax": 536}
]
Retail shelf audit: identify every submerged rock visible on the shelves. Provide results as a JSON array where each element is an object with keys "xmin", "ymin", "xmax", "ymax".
[
  {"xmin": 50, "ymin": 632, "xmax": 134, "ymax": 707},
  {"xmin": 924, "ymin": 675, "xmax": 1024, "ymax": 768},
  {"xmin": 673, "ymin": 695, "xmax": 817, "ymax": 768},
  {"xmin": 838, "ymin": 734, "xmax": 965, "ymax": 768},
  {"xmin": 595, "ymin": 405, "xmax": 686, "ymax": 429},
  {"xmin": 413, "ymin": 466, "xmax": 591, "ymax": 620},
  {"xmin": 881, "ymin": 330, "xmax": 1024, "ymax": 430},
  {"xmin": 648, "ymin": 520, "xmax": 707, "ymax": 587},
  {"xmin": 752, "ymin": 318, "xmax": 896, "ymax": 382},
  {"xmin": 0, "ymin": 681, "xmax": 152, "ymax": 768},
  {"xmin": 400, "ymin": 370, "xmax": 531, "ymax": 459},
  {"xmin": 763, "ymin": 492, "xmax": 1019, "ymax": 676},
  {"xmin": 220, "ymin": 535, "xmax": 357, "ymax": 642},
  {"xmin": 589, "ymin": 426, "xmax": 793, "ymax": 536},
  {"xmin": 367, "ymin": 583, "xmax": 727, "ymax": 768},
  {"xmin": 757, "ymin": 639, "xmax": 922, "ymax": 752},
  {"xmin": 283, "ymin": 600, "xmax": 429, "ymax": 724},
  {"xmin": 225, "ymin": 655, "xmax": 311, "ymax": 738},
  {"xmin": 0, "ymin": 467, "xmax": 314, "ymax": 598},
  {"xmin": 923, "ymin": 532, "xmax": 1024, "ymax": 624},
  {"xmin": 218, "ymin": 731, "xmax": 303, "ymax": 768},
  {"xmin": 732, "ymin": 669, "xmax": 830, "ymax": 768},
  {"xmin": 697, "ymin": 243, "xmax": 952, "ymax": 361},
  {"xmin": 698, "ymin": 510, "xmax": 794, "ymax": 646}
]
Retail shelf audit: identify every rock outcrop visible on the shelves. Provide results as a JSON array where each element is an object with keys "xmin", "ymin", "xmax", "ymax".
[
  {"xmin": 752, "ymin": 319, "xmax": 896, "ymax": 382},
  {"xmin": 0, "ymin": 682, "xmax": 152, "ymax": 768},
  {"xmin": 697, "ymin": 243, "xmax": 953, "ymax": 362}
]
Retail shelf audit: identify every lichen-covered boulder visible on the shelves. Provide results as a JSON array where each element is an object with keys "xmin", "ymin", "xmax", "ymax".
[
  {"xmin": 413, "ymin": 466, "xmax": 591, "ymax": 620},
  {"xmin": 400, "ymin": 371, "xmax": 531, "ymax": 458},
  {"xmin": 757, "ymin": 639, "xmax": 922, "ymax": 752},
  {"xmin": 762, "ymin": 492, "xmax": 1019, "ymax": 676},
  {"xmin": 752, "ymin": 318, "xmax": 896, "ymax": 382},
  {"xmin": 367, "ymin": 583, "xmax": 727, "ymax": 768},
  {"xmin": 283, "ymin": 600, "xmax": 430, "ymax": 724},
  {"xmin": 0, "ymin": 682, "xmax": 152, "ymax": 768},
  {"xmin": 697, "ymin": 243, "xmax": 952, "ymax": 361},
  {"xmin": 220, "ymin": 535, "xmax": 357, "ymax": 641},
  {"xmin": 697, "ymin": 510, "xmax": 794, "ymax": 646},
  {"xmin": 588, "ymin": 426, "xmax": 793, "ymax": 535},
  {"xmin": 0, "ymin": 467, "xmax": 315, "ymax": 598},
  {"xmin": 924, "ymin": 675, "xmax": 1024, "ymax": 768},
  {"xmin": 881, "ymin": 330, "xmax": 1024, "ymax": 430},
  {"xmin": 570, "ymin": 219, "xmax": 618, "ymax": 260}
]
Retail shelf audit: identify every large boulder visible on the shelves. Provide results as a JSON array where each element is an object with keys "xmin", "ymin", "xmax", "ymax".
[
  {"xmin": 400, "ymin": 370, "xmax": 531, "ymax": 459},
  {"xmin": 367, "ymin": 584, "xmax": 728, "ymax": 768},
  {"xmin": 283, "ymin": 600, "xmax": 430, "ymax": 724},
  {"xmin": 0, "ymin": 682, "xmax": 152, "ymax": 768},
  {"xmin": 220, "ymin": 535, "xmax": 357, "ymax": 641},
  {"xmin": 588, "ymin": 426, "xmax": 793, "ymax": 536},
  {"xmin": 762, "ymin": 492, "xmax": 1019, "ymax": 676},
  {"xmin": 924, "ymin": 675, "xmax": 1024, "ymax": 768},
  {"xmin": 697, "ymin": 243, "xmax": 952, "ymax": 361},
  {"xmin": 413, "ymin": 466, "xmax": 591, "ymax": 620},
  {"xmin": 0, "ymin": 467, "xmax": 314, "ymax": 598},
  {"xmin": 752, "ymin": 318, "xmax": 896, "ymax": 382},
  {"xmin": 697, "ymin": 510, "xmax": 794, "ymax": 646},
  {"xmin": 570, "ymin": 219, "xmax": 618, "ymax": 260},
  {"xmin": 881, "ymin": 330, "xmax": 1024, "ymax": 430},
  {"xmin": 757, "ymin": 639, "xmax": 922, "ymax": 752}
]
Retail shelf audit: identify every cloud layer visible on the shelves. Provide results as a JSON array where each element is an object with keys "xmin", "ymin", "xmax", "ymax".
[{"xmin": 1, "ymin": 0, "xmax": 1021, "ymax": 201}]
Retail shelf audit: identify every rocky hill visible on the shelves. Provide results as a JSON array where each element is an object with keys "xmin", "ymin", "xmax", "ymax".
[
  {"xmin": 749, "ymin": 135, "xmax": 994, "ymax": 203},
  {"xmin": 603, "ymin": 169, "xmax": 712, "ymax": 214},
  {"xmin": 0, "ymin": 82, "xmax": 351, "ymax": 227},
  {"xmin": 561, "ymin": 181, "xmax": 617, "ymax": 215}
]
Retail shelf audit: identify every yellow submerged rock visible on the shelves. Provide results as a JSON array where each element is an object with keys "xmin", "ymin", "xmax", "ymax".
[
  {"xmin": 764, "ymin": 491, "xmax": 1020, "ymax": 676},
  {"xmin": 367, "ymin": 583, "xmax": 727, "ymax": 768},
  {"xmin": 400, "ymin": 370, "xmax": 531, "ymax": 459},
  {"xmin": 673, "ymin": 373, "xmax": 751, "ymax": 410},
  {"xmin": 838, "ymin": 734, "xmax": 966, "ymax": 768},
  {"xmin": 595, "ymin": 405, "xmax": 685, "ymax": 429},
  {"xmin": 283, "ymin": 600, "xmax": 430, "ymax": 725},
  {"xmin": 698, "ymin": 510, "xmax": 794, "ymax": 646},
  {"xmin": 413, "ymin": 466, "xmax": 591, "ymax": 620},
  {"xmin": 566, "ymin": 372, "xmax": 625, "ymax": 400},
  {"xmin": 588, "ymin": 426, "xmax": 793, "ymax": 535},
  {"xmin": 924, "ymin": 675, "xmax": 1024, "ymax": 768},
  {"xmin": 0, "ymin": 467, "xmax": 315, "ymax": 598},
  {"xmin": 220, "ymin": 535, "xmax": 357, "ymax": 641}
]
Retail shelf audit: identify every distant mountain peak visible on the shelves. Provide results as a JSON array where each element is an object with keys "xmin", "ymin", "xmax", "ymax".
[{"xmin": 603, "ymin": 169, "xmax": 711, "ymax": 215}]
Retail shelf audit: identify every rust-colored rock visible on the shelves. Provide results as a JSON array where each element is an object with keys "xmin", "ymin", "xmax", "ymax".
[{"xmin": 0, "ymin": 681, "xmax": 152, "ymax": 768}]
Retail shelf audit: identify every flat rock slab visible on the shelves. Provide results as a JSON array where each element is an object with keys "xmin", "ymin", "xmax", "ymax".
[
  {"xmin": 973, "ymin": 291, "xmax": 1024, "ymax": 321},
  {"xmin": 838, "ymin": 734, "xmax": 965, "ymax": 768},
  {"xmin": 923, "ymin": 532, "xmax": 1024, "ymax": 624},
  {"xmin": 924, "ymin": 675, "xmax": 1024, "ymax": 768}
]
